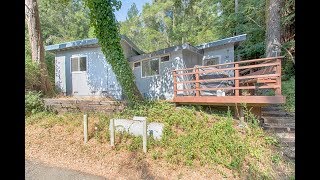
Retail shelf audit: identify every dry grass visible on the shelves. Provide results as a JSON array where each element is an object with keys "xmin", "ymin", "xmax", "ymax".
[
  {"xmin": 25, "ymin": 103, "xmax": 295, "ymax": 179},
  {"xmin": 25, "ymin": 112, "xmax": 235, "ymax": 179}
]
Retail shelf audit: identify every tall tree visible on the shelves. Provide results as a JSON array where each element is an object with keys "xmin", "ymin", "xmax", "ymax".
[
  {"xmin": 25, "ymin": 0, "xmax": 53, "ymax": 94},
  {"xmin": 85, "ymin": 0, "xmax": 143, "ymax": 105},
  {"xmin": 127, "ymin": 2, "xmax": 139, "ymax": 20},
  {"xmin": 39, "ymin": 0, "xmax": 91, "ymax": 45},
  {"xmin": 265, "ymin": 0, "xmax": 281, "ymax": 57}
]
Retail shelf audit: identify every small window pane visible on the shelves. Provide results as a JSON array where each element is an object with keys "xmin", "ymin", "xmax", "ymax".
[
  {"xmin": 71, "ymin": 57, "xmax": 79, "ymax": 72},
  {"xmin": 134, "ymin": 62, "xmax": 141, "ymax": 68},
  {"xmin": 204, "ymin": 57, "xmax": 220, "ymax": 66},
  {"xmin": 150, "ymin": 59, "xmax": 159, "ymax": 75},
  {"xmin": 142, "ymin": 60, "xmax": 149, "ymax": 77},
  {"xmin": 80, "ymin": 57, "xmax": 87, "ymax": 71},
  {"xmin": 160, "ymin": 56, "xmax": 169, "ymax": 62}
]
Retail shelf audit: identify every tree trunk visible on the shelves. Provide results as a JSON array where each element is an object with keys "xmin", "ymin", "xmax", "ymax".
[
  {"xmin": 25, "ymin": 0, "xmax": 53, "ymax": 94},
  {"xmin": 235, "ymin": 0, "xmax": 238, "ymax": 14},
  {"xmin": 266, "ymin": 0, "xmax": 282, "ymax": 57}
]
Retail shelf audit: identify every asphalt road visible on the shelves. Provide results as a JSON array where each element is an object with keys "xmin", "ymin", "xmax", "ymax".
[{"xmin": 25, "ymin": 160, "xmax": 106, "ymax": 180}]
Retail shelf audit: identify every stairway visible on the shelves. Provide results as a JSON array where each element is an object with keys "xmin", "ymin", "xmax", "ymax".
[{"xmin": 261, "ymin": 105, "xmax": 295, "ymax": 160}]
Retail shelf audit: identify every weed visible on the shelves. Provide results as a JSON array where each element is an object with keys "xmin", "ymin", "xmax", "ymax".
[
  {"xmin": 282, "ymin": 76, "xmax": 295, "ymax": 112},
  {"xmin": 26, "ymin": 101, "xmax": 294, "ymax": 179}
]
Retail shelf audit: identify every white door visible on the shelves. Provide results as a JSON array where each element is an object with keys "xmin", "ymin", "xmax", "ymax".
[{"xmin": 71, "ymin": 56, "xmax": 90, "ymax": 96}]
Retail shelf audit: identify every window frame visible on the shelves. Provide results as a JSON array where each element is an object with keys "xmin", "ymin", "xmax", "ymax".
[
  {"xmin": 202, "ymin": 55, "xmax": 221, "ymax": 66},
  {"xmin": 138, "ymin": 54, "xmax": 169, "ymax": 78},
  {"xmin": 141, "ymin": 58, "xmax": 160, "ymax": 78},
  {"xmin": 133, "ymin": 61, "xmax": 141, "ymax": 68},
  {"xmin": 70, "ymin": 55, "xmax": 88, "ymax": 73},
  {"xmin": 160, "ymin": 55, "xmax": 170, "ymax": 63}
]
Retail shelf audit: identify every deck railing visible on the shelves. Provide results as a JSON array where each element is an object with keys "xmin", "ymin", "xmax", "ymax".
[{"xmin": 172, "ymin": 56, "xmax": 284, "ymax": 99}]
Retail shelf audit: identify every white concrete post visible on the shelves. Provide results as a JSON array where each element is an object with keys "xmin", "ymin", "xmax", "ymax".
[
  {"xmin": 110, "ymin": 118, "xmax": 115, "ymax": 147},
  {"xmin": 143, "ymin": 118, "xmax": 147, "ymax": 153},
  {"xmin": 83, "ymin": 114, "xmax": 88, "ymax": 143},
  {"xmin": 133, "ymin": 116, "xmax": 147, "ymax": 153}
]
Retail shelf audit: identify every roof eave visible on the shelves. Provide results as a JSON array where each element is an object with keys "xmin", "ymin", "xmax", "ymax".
[{"xmin": 196, "ymin": 34, "xmax": 247, "ymax": 49}]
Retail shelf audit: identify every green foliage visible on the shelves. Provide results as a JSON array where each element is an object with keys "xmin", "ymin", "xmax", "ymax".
[
  {"xmin": 39, "ymin": 0, "xmax": 91, "ymax": 45},
  {"xmin": 115, "ymin": 101, "xmax": 292, "ymax": 178},
  {"xmin": 85, "ymin": 0, "xmax": 143, "ymax": 106},
  {"xmin": 120, "ymin": 0, "xmax": 219, "ymax": 53},
  {"xmin": 26, "ymin": 101, "xmax": 294, "ymax": 178},
  {"xmin": 127, "ymin": 2, "xmax": 139, "ymax": 20},
  {"xmin": 25, "ymin": 91, "xmax": 45, "ymax": 116},
  {"xmin": 25, "ymin": 57, "xmax": 42, "ymax": 91},
  {"xmin": 94, "ymin": 114, "xmax": 111, "ymax": 143},
  {"xmin": 282, "ymin": 76, "xmax": 295, "ymax": 112},
  {"xmin": 45, "ymin": 52, "xmax": 55, "ymax": 85}
]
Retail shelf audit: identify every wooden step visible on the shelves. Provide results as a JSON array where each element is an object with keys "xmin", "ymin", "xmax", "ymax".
[
  {"xmin": 283, "ymin": 146, "xmax": 295, "ymax": 159},
  {"xmin": 280, "ymin": 138, "xmax": 295, "ymax": 147},
  {"xmin": 262, "ymin": 123, "xmax": 295, "ymax": 133},
  {"xmin": 262, "ymin": 111, "xmax": 295, "ymax": 117},
  {"xmin": 261, "ymin": 106, "xmax": 284, "ymax": 111},
  {"xmin": 262, "ymin": 116, "xmax": 295, "ymax": 124}
]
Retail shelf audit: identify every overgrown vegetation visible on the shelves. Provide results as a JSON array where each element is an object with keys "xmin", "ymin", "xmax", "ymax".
[
  {"xmin": 84, "ymin": 0, "xmax": 143, "ymax": 105},
  {"xmin": 25, "ymin": 91, "xmax": 46, "ymax": 116},
  {"xmin": 26, "ymin": 101, "xmax": 294, "ymax": 178},
  {"xmin": 114, "ymin": 101, "xmax": 293, "ymax": 178},
  {"xmin": 282, "ymin": 76, "xmax": 295, "ymax": 112}
]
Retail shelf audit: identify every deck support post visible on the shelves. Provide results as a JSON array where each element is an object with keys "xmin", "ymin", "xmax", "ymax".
[
  {"xmin": 195, "ymin": 67, "xmax": 200, "ymax": 96},
  {"xmin": 173, "ymin": 71, "xmax": 177, "ymax": 98},
  {"xmin": 235, "ymin": 63, "xmax": 240, "ymax": 96},
  {"xmin": 275, "ymin": 58, "xmax": 282, "ymax": 95}
]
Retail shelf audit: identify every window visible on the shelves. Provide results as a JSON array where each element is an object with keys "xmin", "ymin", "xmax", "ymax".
[
  {"xmin": 160, "ymin": 55, "xmax": 169, "ymax": 62},
  {"xmin": 134, "ymin": 61, "xmax": 141, "ymax": 68},
  {"xmin": 203, "ymin": 57, "xmax": 220, "ymax": 66},
  {"xmin": 71, "ymin": 56, "xmax": 87, "ymax": 72},
  {"xmin": 142, "ymin": 58, "xmax": 159, "ymax": 77}
]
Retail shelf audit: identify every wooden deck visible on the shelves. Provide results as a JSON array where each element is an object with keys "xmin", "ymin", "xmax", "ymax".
[{"xmin": 172, "ymin": 56, "xmax": 286, "ymax": 106}]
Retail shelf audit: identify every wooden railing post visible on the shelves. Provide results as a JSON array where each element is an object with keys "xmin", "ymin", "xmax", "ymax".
[
  {"xmin": 195, "ymin": 67, "xmax": 200, "ymax": 96},
  {"xmin": 235, "ymin": 63, "xmax": 239, "ymax": 96},
  {"xmin": 173, "ymin": 71, "xmax": 177, "ymax": 98},
  {"xmin": 275, "ymin": 58, "xmax": 282, "ymax": 95}
]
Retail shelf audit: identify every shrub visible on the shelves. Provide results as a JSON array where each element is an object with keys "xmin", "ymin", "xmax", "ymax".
[
  {"xmin": 25, "ymin": 57, "xmax": 41, "ymax": 91},
  {"xmin": 25, "ymin": 91, "xmax": 45, "ymax": 116},
  {"xmin": 282, "ymin": 76, "xmax": 295, "ymax": 112}
]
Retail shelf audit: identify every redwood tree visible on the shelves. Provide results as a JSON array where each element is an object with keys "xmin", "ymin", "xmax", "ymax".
[
  {"xmin": 25, "ymin": 0, "xmax": 53, "ymax": 94},
  {"xmin": 265, "ymin": 0, "xmax": 282, "ymax": 57}
]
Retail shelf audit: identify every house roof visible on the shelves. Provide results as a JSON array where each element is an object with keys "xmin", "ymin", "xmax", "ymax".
[
  {"xmin": 128, "ymin": 43, "xmax": 203, "ymax": 62},
  {"xmin": 45, "ymin": 35, "xmax": 144, "ymax": 54},
  {"xmin": 128, "ymin": 34, "xmax": 246, "ymax": 62},
  {"xmin": 196, "ymin": 34, "xmax": 247, "ymax": 49}
]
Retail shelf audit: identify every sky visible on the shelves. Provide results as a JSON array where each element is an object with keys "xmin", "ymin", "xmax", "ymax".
[{"xmin": 114, "ymin": 0, "xmax": 152, "ymax": 22}]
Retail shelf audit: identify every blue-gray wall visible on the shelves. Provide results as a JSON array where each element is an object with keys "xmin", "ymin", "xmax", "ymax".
[
  {"xmin": 55, "ymin": 47, "xmax": 122, "ymax": 99},
  {"xmin": 54, "ymin": 41, "xmax": 235, "ymax": 101},
  {"xmin": 202, "ymin": 43, "xmax": 235, "ymax": 76},
  {"xmin": 130, "ymin": 45, "xmax": 235, "ymax": 100},
  {"xmin": 130, "ymin": 49, "xmax": 204, "ymax": 100}
]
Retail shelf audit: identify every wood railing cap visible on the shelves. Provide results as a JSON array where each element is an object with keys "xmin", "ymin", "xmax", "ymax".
[{"xmin": 171, "ymin": 56, "xmax": 284, "ymax": 72}]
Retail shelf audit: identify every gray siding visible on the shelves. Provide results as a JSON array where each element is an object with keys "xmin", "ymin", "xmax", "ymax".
[
  {"xmin": 202, "ymin": 43, "xmax": 235, "ymax": 76},
  {"xmin": 120, "ymin": 40, "xmax": 140, "ymax": 58},
  {"xmin": 55, "ymin": 47, "xmax": 122, "ymax": 100},
  {"xmin": 53, "ymin": 38, "xmax": 237, "ymax": 101},
  {"xmin": 131, "ymin": 49, "xmax": 203, "ymax": 100},
  {"xmin": 182, "ymin": 49, "xmax": 203, "ymax": 68}
]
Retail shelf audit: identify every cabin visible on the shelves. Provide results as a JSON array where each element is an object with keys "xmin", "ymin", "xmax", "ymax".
[
  {"xmin": 46, "ymin": 34, "xmax": 247, "ymax": 100},
  {"xmin": 45, "ymin": 35, "xmax": 144, "ymax": 100}
]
